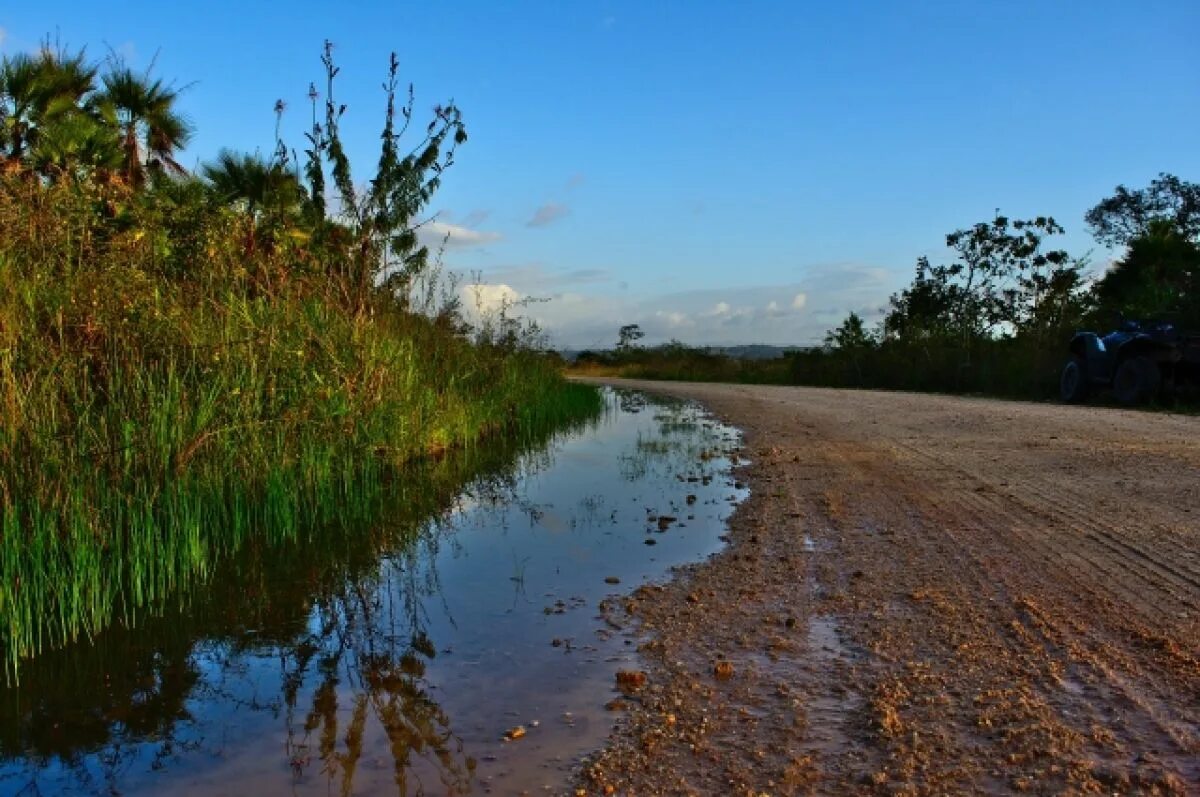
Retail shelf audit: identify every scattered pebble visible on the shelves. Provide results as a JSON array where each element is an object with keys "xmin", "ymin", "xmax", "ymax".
[{"xmin": 616, "ymin": 670, "xmax": 647, "ymax": 689}]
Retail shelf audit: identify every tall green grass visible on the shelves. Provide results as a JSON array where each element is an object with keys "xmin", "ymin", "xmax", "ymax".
[{"xmin": 0, "ymin": 173, "xmax": 602, "ymax": 682}]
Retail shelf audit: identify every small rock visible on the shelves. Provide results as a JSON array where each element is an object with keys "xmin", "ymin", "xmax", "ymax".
[
  {"xmin": 644, "ymin": 538, "xmax": 657, "ymax": 546},
  {"xmin": 605, "ymin": 698, "xmax": 629, "ymax": 711},
  {"xmin": 714, "ymin": 661, "xmax": 735, "ymax": 680},
  {"xmin": 604, "ymin": 576, "xmax": 620, "ymax": 584},
  {"xmin": 503, "ymin": 725, "xmax": 526, "ymax": 741},
  {"xmin": 616, "ymin": 670, "xmax": 647, "ymax": 689}
]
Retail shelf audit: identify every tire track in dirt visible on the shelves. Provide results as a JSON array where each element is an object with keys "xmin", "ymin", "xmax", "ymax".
[{"xmin": 830, "ymin": 405, "xmax": 1200, "ymax": 782}]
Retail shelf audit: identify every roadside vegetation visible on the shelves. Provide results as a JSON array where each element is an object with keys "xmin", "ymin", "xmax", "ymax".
[
  {"xmin": 576, "ymin": 174, "xmax": 1200, "ymax": 401},
  {"xmin": 0, "ymin": 42, "xmax": 601, "ymax": 681}
]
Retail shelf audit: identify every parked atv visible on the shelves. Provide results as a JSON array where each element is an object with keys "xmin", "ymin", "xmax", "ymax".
[{"xmin": 1061, "ymin": 321, "xmax": 1200, "ymax": 405}]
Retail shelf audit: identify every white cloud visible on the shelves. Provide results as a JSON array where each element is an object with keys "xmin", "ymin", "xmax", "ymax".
[
  {"xmin": 460, "ymin": 283, "xmax": 523, "ymax": 319},
  {"xmin": 526, "ymin": 202, "xmax": 570, "ymax": 228},
  {"xmin": 418, "ymin": 220, "xmax": 501, "ymax": 250},
  {"xmin": 791, "ymin": 293, "xmax": 808, "ymax": 310},
  {"xmin": 712, "ymin": 301, "xmax": 731, "ymax": 315},
  {"xmin": 655, "ymin": 310, "xmax": 691, "ymax": 327}
]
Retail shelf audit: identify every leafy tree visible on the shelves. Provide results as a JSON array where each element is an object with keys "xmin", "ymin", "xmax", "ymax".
[
  {"xmin": 1093, "ymin": 220, "xmax": 1200, "ymax": 326},
  {"xmin": 1085, "ymin": 173, "xmax": 1200, "ymax": 247},
  {"xmin": 823, "ymin": 311, "xmax": 876, "ymax": 385},
  {"xmin": 882, "ymin": 215, "xmax": 1081, "ymax": 343},
  {"xmin": 616, "ymin": 323, "xmax": 644, "ymax": 350},
  {"xmin": 944, "ymin": 215, "xmax": 1076, "ymax": 336},
  {"xmin": 823, "ymin": 312, "xmax": 874, "ymax": 350},
  {"xmin": 881, "ymin": 257, "xmax": 968, "ymax": 341}
]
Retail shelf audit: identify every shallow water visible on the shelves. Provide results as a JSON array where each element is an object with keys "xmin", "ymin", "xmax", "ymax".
[{"xmin": 0, "ymin": 388, "xmax": 746, "ymax": 796}]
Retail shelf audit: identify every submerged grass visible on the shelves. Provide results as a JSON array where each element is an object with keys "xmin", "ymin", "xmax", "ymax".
[{"xmin": 0, "ymin": 173, "xmax": 602, "ymax": 682}]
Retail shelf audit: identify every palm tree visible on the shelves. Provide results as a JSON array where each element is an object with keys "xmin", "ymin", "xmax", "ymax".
[
  {"xmin": 202, "ymin": 150, "xmax": 303, "ymax": 218},
  {"xmin": 27, "ymin": 108, "xmax": 123, "ymax": 179},
  {"xmin": 98, "ymin": 64, "xmax": 192, "ymax": 187},
  {"xmin": 202, "ymin": 150, "xmax": 307, "ymax": 258},
  {"xmin": 0, "ymin": 54, "xmax": 41, "ymax": 159},
  {"xmin": 1, "ymin": 47, "xmax": 97, "ymax": 161}
]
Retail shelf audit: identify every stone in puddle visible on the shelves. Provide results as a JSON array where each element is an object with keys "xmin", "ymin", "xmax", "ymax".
[
  {"xmin": 714, "ymin": 661, "xmax": 735, "ymax": 680},
  {"xmin": 503, "ymin": 725, "xmax": 526, "ymax": 741},
  {"xmin": 605, "ymin": 576, "xmax": 620, "ymax": 584}
]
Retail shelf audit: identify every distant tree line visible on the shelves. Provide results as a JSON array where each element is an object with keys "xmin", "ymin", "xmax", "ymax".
[{"xmin": 574, "ymin": 174, "xmax": 1199, "ymax": 400}]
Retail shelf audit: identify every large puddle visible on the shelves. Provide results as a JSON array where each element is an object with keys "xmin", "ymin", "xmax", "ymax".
[{"xmin": 0, "ymin": 388, "xmax": 747, "ymax": 796}]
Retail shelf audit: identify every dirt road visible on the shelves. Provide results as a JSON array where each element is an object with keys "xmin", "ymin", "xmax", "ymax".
[{"xmin": 574, "ymin": 380, "xmax": 1199, "ymax": 796}]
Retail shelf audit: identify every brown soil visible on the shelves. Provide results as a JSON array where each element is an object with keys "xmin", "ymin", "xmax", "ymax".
[{"xmin": 573, "ymin": 380, "xmax": 1200, "ymax": 796}]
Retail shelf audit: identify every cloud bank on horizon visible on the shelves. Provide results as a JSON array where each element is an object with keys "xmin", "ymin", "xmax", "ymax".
[{"xmin": 455, "ymin": 258, "xmax": 895, "ymax": 350}]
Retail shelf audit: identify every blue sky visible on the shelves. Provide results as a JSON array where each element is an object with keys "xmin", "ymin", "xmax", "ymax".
[{"xmin": 3, "ymin": 2, "xmax": 1198, "ymax": 347}]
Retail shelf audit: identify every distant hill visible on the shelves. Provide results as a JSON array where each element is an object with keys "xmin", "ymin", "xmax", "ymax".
[
  {"xmin": 717, "ymin": 344, "xmax": 796, "ymax": 360},
  {"xmin": 560, "ymin": 344, "xmax": 810, "ymax": 362}
]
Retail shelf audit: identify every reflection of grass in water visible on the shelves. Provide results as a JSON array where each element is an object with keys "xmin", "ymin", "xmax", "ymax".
[
  {"xmin": 0, "ymin": 408, "xmax": 592, "ymax": 795},
  {"xmin": 635, "ymin": 438, "xmax": 674, "ymax": 455},
  {"xmin": 0, "ymin": 378, "xmax": 602, "ymax": 685},
  {"xmin": 618, "ymin": 400, "xmax": 736, "ymax": 483}
]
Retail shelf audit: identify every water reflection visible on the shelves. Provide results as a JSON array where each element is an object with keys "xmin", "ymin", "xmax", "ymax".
[{"xmin": 0, "ymin": 389, "xmax": 746, "ymax": 796}]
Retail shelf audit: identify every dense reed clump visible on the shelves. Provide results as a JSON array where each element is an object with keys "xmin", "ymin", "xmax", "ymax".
[{"xmin": 0, "ymin": 45, "xmax": 601, "ymax": 681}]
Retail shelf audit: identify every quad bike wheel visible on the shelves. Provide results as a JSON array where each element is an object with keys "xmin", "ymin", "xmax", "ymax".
[
  {"xmin": 1060, "ymin": 356, "xmax": 1089, "ymax": 403},
  {"xmin": 1112, "ymin": 355, "xmax": 1161, "ymax": 405}
]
